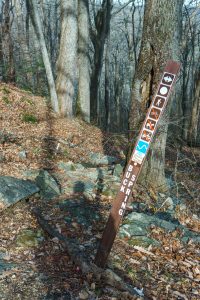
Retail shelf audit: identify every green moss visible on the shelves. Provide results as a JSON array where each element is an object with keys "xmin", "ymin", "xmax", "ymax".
[
  {"xmin": 128, "ymin": 236, "xmax": 160, "ymax": 247},
  {"xmin": 21, "ymin": 96, "xmax": 34, "ymax": 106},
  {"xmin": 32, "ymin": 147, "xmax": 42, "ymax": 154},
  {"xmin": 62, "ymin": 149, "xmax": 69, "ymax": 157},
  {"xmin": 2, "ymin": 96, "xmax": 11, "ymax": 105},
  {"xmin": 128, "ymin": 238, "xmax": 151, "ymax": 248},
  {"xmin": 101, "ymin": 188, "xmax": 116, "ymax": 198},
  {"xmin": 164, "ymin": 271, "xmax": 174, "ymax": 280},
  {"xmin": 70, "ymin": 164, "xmax": 76, "ymax": 171},
  {"xmin": 21, "ymin": 113, "xmax": 38, "ymax": 123},
  {"xmin": 126, "ymin": 267, "xmax": 137, "ymax": 280},
  {"xmin": 16, "ymin": 229, "xmax": 44, "ymax": 248},
  {"xmin": 2, "ymin": 87, "xmax": 11, "ymax": 94}
]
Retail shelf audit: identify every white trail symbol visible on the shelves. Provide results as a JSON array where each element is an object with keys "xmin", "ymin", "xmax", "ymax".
[{"xmin": 164, "ymin": 76, "xmax": 172, "ymax": 83}]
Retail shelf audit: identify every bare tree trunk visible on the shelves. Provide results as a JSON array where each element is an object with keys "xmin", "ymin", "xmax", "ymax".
[
  {"xmin": 1, "ymin": 0, "xmax": 15, "ymax": 83},
  {"xmin": 128, "ymin": 0, "xmax": 183, "ymax": 192},
  {"xmin": 26, "ymin": 0, "xmax": 59, "ymax": 113},
  {"xmin": 56, "ymin": 0, "xmax": 78, "ymax": 118},
  {"xmin": 90, "ymin": 0, "xmax": 113, "ymax": 124},
  {"xmin": 188, "ymin": 70, "xmax": 200, "ymax": 146},
  {"xmin": 77, "ymin": 0, "xmax": 90, "ymax": 122},
  {"xmin": 104, "ymin": 34, "xmax": 111, "ymax": 130}
]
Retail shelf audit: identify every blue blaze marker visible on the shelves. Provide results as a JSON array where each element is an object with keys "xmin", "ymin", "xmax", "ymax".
[{"xmin": 136, "ymin": 140, "xmax": 149, "ymax": 154}]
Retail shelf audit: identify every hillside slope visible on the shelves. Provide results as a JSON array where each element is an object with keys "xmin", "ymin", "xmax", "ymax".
[
  {"xmin": 0, "ymin": 84, "xmax": 200, "ymax": 300},
  {"xmin": 0, "ymin": 83, "xmax": 127, "ymax": 178}
]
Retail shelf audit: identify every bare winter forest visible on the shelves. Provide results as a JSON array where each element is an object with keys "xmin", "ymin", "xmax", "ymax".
[{"xmin": 0, "ymin": 1, "xmax": 200, "ymax": 299}]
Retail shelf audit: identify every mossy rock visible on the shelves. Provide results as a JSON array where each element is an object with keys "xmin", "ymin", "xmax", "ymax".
[
  {"xmin": 128, "ymin": 236, "xmax": 160, "ymax": 248},
  {"xmin": 16, "ymin": 229, "xmax": 44, "ymax": 248},
  {"xmin": 101, "ymin": 187, "xmax": 116, "ymax": 198}
]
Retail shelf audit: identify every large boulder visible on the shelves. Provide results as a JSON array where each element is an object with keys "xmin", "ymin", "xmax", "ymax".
[
  {"xmin": 120, "ymin": 212, "xmax": 200, "ymax": 244},
  {"xmin": 0, "ymin": 176, "xmax": 39, "ymax": 210},
  {"xmin": 35, "ymin": 170, "xmax": 61, "ymax": 200}
]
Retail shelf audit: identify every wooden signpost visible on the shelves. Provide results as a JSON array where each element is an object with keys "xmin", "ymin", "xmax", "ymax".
[{"xmin": 95, "ymin": 60, "xmax": 181, "ymax": 268}]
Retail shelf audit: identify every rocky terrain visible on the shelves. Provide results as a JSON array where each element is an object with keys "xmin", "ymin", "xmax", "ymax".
[{"xmin": 0, "ymin": 83, "xmax": 200, "ymax": 299}]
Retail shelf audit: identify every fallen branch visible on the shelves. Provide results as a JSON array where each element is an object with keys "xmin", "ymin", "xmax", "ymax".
[{"xmin": 31, "ymin": 208, "xmax": 140, "ymax": 297}]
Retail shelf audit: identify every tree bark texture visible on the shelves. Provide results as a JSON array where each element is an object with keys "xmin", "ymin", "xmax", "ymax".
[
  {"xmin": 1, "ymin": 0, "xmax": 15, "ymax": 82},
  {"xmin": 188, "ymin": 69, "xmax": 200, "ymax": 146},
  {"xmin": 56, "ymin": 0, "xmax": 78, "ymax": 118},
  {"xmin": 27, "ymin": 0, "xmax": 59, "ymax": 113},
  {"xmin": 129, "ymin": 0, "xmax": 183, "ymax": 192},
  {"xmin": 90, "ymin": 0, "xmax": 113, "ymax": 124},
  {"xmin": 77, "ymin": 0, "xmax": 90, "ymax": 122}
]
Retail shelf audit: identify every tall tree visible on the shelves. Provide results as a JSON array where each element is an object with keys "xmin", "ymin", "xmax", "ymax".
[
  {"xmin": 188, "ymin": 67, "xmax": 200, "ymax": 146},
  {"xmin": 77, "ymin": 0, "xmax": 90, "ymax": 122},
  {"xmin": 56, "ymin": 0, "xmax": 78, "ymax": 118},
  {"xmin": 26, "ymin": 0, "xmax": 59, "ymax": 113},
  {"xmin": 1, "ymin": 0, "xmax": 15, "ymax": 82},
  {"xmin": 128, "ymin": 0, "xmax": 183, "ymax": 192},
  {"xmin": 181, "ymin": 3, "xmax": 200, "ymax": 146},
  {"xmin": 90, "ymin": 0, "xmax": 113, "ymax": 123}
]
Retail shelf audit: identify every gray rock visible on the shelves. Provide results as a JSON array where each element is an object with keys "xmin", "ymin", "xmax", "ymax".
[
  {"xmin": 58, "ymin": 161, "xmax": 85, "ymax": 172},
  {"xmin": 73, "ymin": 181, "xmax": 95, "ymax": 193},
  {"xmin": 159, "ymin": 193, "xmax": 165, "ymax": 198},
  {"xmin": 165, "ymin": 197, "xmax": 174, "ymax": 210},
  {"xmin": 178, "ymin": 203, "xmax": 187, "ymax": 211},
  {"xmin": 181, "ymin": 230, "xmax": 200, "ymax": 244},
  {"xmin": 101, "ymin": 183, "xmax": 119, "ymax": 198},
  {"xmin": 0, "ymin": 252, "xmax": 7, "ymax": 260},
  {"xmin": 119, "ymin": 224, "xmax": 147, "ymax": 237},
  {"xmin": 131, "ymin": 202, "xmax": 147, "ymax": 212},
  {"xmin": 113, "ymin": 164, "xmax": 123, "ymax": 177},
  {"xmin": 59, "ymin": 198, "xmax": 100, "ymax": 226},
  {"xmin": 127, "ymin": 212, "xmax": 153, "ymax": 225},
  {"xmin": 0, "ymin": 176, "xmax": 39, "ymax": 210},
  {"xmin": 0, "ymin": 261, "xmax": 17, "ymax": 274},
  {"xmin": 63, "ymin": 180, "xmax": 95, "ymax": 195},
  {"xmin": 88, "ymin": 152, "xmax": 117, "ymax": 166},
  {"xmin": 121, "ymin": 212, "xmax": 200, "ymax": 244},
  {"xmin": 75, "ymin": 163, "xmax": 85, "ymax": 170},
  {"xmin": 23, "ymin": 169, "xmax": 40, "ymax": 180},
  {"xmin": 159, "ymin": 219, "xmax": 177, "ymax": 231},
  {"xmin": 35, "ymin": 170, "xmax": 61, "ymax": 200},
  {"xmin": 126, "ymin": 212, "xmax": 178, "ymax": 231},
  {"xmin": 18, "ymin": 150, "xmax": 27, "ymax": 159}
]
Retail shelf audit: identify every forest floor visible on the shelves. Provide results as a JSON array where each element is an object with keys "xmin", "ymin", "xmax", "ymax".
[{"xmin": 0, "ymin": 83, "xmax": 200, "ymax": 300}]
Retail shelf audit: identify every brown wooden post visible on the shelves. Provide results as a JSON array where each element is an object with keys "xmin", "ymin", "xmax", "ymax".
[{"xmin": 95, "ymin": 60, "xmax": 181, "ymax": 268}]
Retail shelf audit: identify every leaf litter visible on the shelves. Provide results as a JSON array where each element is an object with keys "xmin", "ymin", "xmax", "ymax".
[{"xmin": 0, "ymin": 83, "xmax": 199, "ymax": 299}]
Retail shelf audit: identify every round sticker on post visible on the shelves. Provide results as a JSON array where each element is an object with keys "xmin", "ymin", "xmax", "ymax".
[{"xmin": 158, "ymin": 85, "xmax": 169, "ymax": 97}]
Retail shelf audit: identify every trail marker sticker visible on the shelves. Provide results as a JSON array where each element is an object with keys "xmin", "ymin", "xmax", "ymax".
[
  {"xmin": 132, "ymin": 150, "xmax": 145, "ymax": 164},
  {"xmin": 141, "ymin": 130, "xmax": 152, "ymax": 142},
  {"xmin": 149, "ymin": 107, "xmax": 161, "ymax": 120},
  {"xmin": 162, "ymin": 73, "xmax": 174, "ymax": 85},
  {"xmin": 94, "ymin": 61, "xmax": 181, "ymax": 268},
  {"xmin": 145, "ymin": 119, "xmax": 156, "ymax": 131},
  {"xmin": 158, "ymin": 84, "xmax": 169, "ymax": 96},
  {"xmin": 136, "ymin": 140, "xmax": 149, "ymax": 154},
  {"xmin": 154, "ymin": 96, "xmax": 165, "ymax": 108}
]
